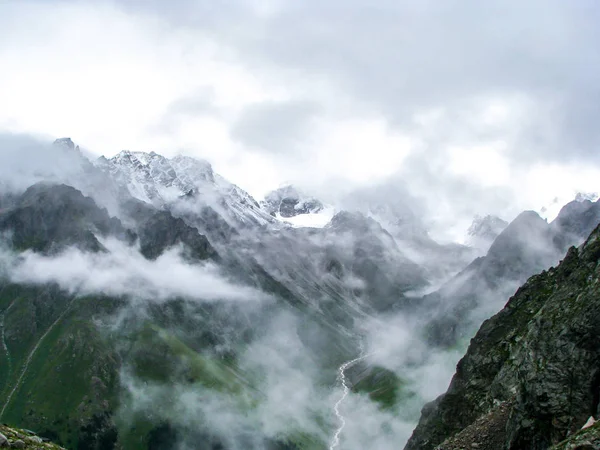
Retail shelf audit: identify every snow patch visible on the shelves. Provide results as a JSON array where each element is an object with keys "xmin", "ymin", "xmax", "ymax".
[{"xmin": 275, "ymin": 207, "xmax": 336, "ymax": 228}]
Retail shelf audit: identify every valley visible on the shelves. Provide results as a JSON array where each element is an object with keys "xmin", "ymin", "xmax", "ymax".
[{"xmin": 0, "ymin": 139, "xmax": 598, "ymax": 449}]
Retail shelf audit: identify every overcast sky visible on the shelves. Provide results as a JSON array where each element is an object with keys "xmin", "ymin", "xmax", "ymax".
[{"xmin": 1, "ymin": 0, "xmax": 599, "ymax": 239}]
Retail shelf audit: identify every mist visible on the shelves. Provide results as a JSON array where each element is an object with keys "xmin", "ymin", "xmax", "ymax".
[
  {"xmin": 0, "ymin": 134, "xmax": 584, "ymax": 450},
  {"xmin": 0, "ymin": 133, "xmax": 125, "ymax": 218},
  {"xmin": 1, "ymin": 1, "xmax": 600, "ymax": 449},
  {"xmin": 113, "ymin": 304, "xmax": 465, "ymax": 450},
  {"xmin": 0, "ymin": 236, "xmax": 267, "ymax": 303}
]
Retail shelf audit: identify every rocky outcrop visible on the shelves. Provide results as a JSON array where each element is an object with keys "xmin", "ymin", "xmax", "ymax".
[
  {"xmin": 405, "ymin": 223, "xmax": 600, "ymax": 450},
  {"xmin": 0, "ymin": 183, "xmax": 134, "ymax": 253},
  {"xmin": 0, "ymin": 424, "xmax": 65, "ymax": 449},
  {"xmin": 137, "ymin": 210, "xmax": 218, "ymax": 262}
]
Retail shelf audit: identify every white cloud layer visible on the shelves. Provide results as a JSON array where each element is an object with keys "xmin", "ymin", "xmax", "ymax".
[{"xmin": 2, "ymin": 238, "xmax": 267, "ymax": 302}]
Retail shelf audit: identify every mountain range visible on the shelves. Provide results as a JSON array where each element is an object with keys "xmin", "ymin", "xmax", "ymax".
[{"xmin": 1, "ymin": 138, "xmax": 599, "ymax": 449}]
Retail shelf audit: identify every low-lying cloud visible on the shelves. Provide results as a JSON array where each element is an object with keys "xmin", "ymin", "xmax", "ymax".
[
  {"xmin": 2, "ymin": 238, "xmax": 267, "ymax": 303},
  {"xmin": 0, "ymin": 133, "xmax": 84, "ymax": 192},
  {"xmin": 117, "ymin": 305, "xmax": 450, "ymax": 450}
]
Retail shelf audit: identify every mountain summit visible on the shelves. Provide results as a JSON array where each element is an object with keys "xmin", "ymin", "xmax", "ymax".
[
  {"xmin": 97, "ymin": 150, "xmax": 275, "ymax": 231},
  {"xmin": 1, "ymin": 137, "xmax": 599, "ymax": 450},
  {"xmin": 261, "ymin": 185, "xmax": 324, "ymax": 218}
]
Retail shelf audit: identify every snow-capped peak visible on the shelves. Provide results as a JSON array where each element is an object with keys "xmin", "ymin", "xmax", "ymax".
[
  {"xmin": 259, "ymin": 185, "xmax": 335, "ymax": 228},
  {"xmin": 97, "ymin": 150, "xmax": 274, "ymax": 228}
]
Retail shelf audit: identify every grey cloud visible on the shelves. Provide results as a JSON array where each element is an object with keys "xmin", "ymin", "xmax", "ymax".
[
  {"xmin": 109, "ymin": 0, "xmax": 250, "ymax": 27},
  {"xmin": 231, "ymin": 100, "xmax": 320, "ymax": 155},
  {"xmin": 0, "ymin": 132, "xmax": 125, "ymax": 217},
  {"xmin": 164, "ymin": 87, "xmax": 217, "ymax": 117},
  {"xmin": 153, "ymin": 87, "xmax": 218, "ymax": 134},
  {"xmin": 118, "ymin": 0, "xmax": 600, "ymax": 163},
  {"xmin": 84, "ymin": 0, "xmax": 600, "ymax": 235},
  {"xmin": 5, "ymin": 2, "xmax": 599, "ymax": 235},
  {"xmin": 248, "ymin": 0, "xmax": 600, "ymax": 162},
  {"xmin": 0, "ymin": 133, "xmax": 86, "ymax": 191}
]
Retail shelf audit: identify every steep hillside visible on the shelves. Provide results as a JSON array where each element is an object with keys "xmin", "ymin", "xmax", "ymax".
[
  {"xmin": 5, "ymin": 138, "xmax": 598, "ymax": 450},
  {"xmin": 405, "ymin": 223, "xmax": 600, "ymax": 449},
  {"xmin": 0, "ymin": 285, "xmax": 121, "ymax": 449},
  {"xmin": 0, "ymin": 183, "xmax": 133, "ymax": 254},
  {"xmin": 422, "ymin": 205, "xmax": 600, "ymax": 347}
]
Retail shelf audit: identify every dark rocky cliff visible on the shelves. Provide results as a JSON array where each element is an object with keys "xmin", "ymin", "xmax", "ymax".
[{"xmin": 405, "ymin": 223, "xmax": 600, "ymax": 449}]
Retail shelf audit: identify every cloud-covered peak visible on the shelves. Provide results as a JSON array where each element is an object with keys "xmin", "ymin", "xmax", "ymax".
[
  {"xmin": 261, "ymin": 185, "xmax": 324, "ymax": 218},
  {"xmin": 52, "ymin": 137, "xmax": 77, "ymax": 151},
  {"xmin": 465, "ymin": 214, "xmax": 508, "ymax": 251}
]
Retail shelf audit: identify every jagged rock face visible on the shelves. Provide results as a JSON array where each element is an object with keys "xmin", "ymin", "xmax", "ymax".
[
  {"xmin": 0, "ymin": 183, "xmax": 133, "ymax": 253},
  {"xmin": 137, "ymin": 211, "xmax": 218, "ymax": 262},
  {"xmin": 98, "ymin": 151, "xmax": 215, "ymax": 204},
  {"xmin": 261, "ymin": 185, "xmax": 324, "ymax": 218},
  {"xmin": 116, "ymin": 191, "xmax": 220, "ymax": 262},
  {"xmin": 53, "ymin": 137, "xmax": 78, "ymax": 152},
  {"xmin": 99, "ymin": 150, "xmax": 274, "ymax": 230},
  {"xmin": 0, "ymin": 183, "xmax": 219, "ymax": 263},
  {"xmin": 405, "ymin": 224, "xmax": 600, "ymax": 450}
]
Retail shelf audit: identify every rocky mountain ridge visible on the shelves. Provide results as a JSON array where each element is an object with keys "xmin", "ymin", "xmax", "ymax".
[
  {"xmin": 97, "ymin": 150, "xmax": 275, "ymax": 230},
  {"xmin": 1, "ymin": 137, "xmax": 599, "ymax": 449},
  {"xmin": 405, "ymin": 220, "xmax": 600, "ymax": 449},
  {"xmin": 421, "ymin": 200, "xmax": 600, "ymax": 348}
]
